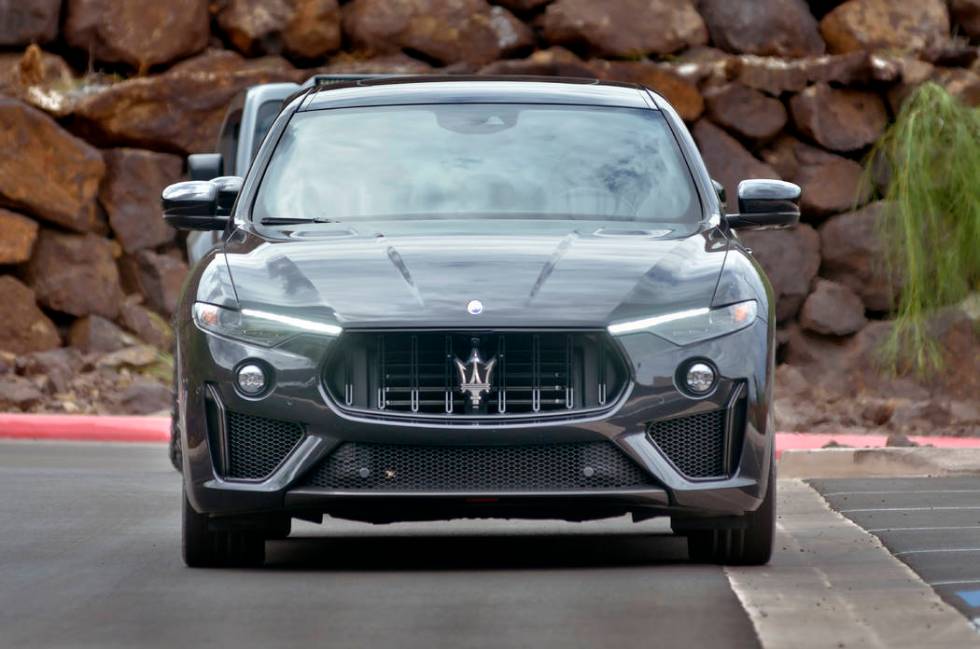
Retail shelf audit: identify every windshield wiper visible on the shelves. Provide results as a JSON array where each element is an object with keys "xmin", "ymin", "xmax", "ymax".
[{"xmin": 259, "ymin": 217, "xmax": 337, "ymax": 225}]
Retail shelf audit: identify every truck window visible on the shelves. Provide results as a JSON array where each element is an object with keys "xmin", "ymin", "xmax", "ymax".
[{"xmin": 251, "ymin": 100, "xmax": 286, "ymax": 161}]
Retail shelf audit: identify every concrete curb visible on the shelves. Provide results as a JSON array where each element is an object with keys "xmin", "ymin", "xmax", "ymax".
[
  {"xmin": 0, "ymin": 414, "xmax": 169, "ymax": 443},
  {"xmin": 779, "ymin": 447, "xmax": 980, "ymax": 479}
]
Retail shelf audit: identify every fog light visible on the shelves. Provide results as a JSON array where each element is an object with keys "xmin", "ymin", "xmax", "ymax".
[
  {"xmin": 237, "ymin": 364, "xmax": 267, "ymax": 395},
  {"xmin": 685, "ymin": 362, "xmax": 715, "ymax": 394}
]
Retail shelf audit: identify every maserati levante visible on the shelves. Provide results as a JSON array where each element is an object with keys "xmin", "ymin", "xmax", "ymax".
[{"xmin": 162, "ymin": 76, "xmax": 801, "ymax": 568}]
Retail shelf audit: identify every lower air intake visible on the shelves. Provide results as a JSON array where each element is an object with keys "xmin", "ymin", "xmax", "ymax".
[
  {"xmin": 225, "ymin": 411, "xmax": 304, "ymax": 480},
  {"xmin": 647, "ymin": 410, "xmax": 727, "ymax": 479},
  {"xmin": 303, "ymin": 442, "xmax": 655, "ymax": 491}
]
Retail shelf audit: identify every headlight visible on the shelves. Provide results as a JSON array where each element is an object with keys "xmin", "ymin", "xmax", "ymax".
[
  {"xmin": 192, "ymin": 302, "xmax": 342, "ymax": 346},
  {"xmin": 607, "ymin": 300, "xmax": 757, "ymax": 345}
]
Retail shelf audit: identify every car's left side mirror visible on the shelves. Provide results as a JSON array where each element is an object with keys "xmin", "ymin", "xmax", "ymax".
[
  {"xmin": 724, "ymin": 179, "xmax": 801, "ymax": 230},
  {"xmin": 162, "ymin": 176, "xmax": 243, "ymax": 231}
]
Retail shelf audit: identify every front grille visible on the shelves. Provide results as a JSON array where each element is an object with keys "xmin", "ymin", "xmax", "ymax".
[
  {"xmin": 647, "ymin": 410, "xmax": 727, "ymax": 479},
  {"xmin": 302, "ymin": 442, "xmax": 655, "ymax": 491},
  {"xmin": 322, "ymin": 331, "xmax": 628, "ymax": 419},
  {"xmin": 225, "ymin": 411, "xmax": 304, "ymax": 480}
]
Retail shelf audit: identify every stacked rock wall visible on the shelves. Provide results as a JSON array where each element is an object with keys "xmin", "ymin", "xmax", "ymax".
[{"xmin": 0, "ymin": 0, "xmax": 976, "ymax": 427}]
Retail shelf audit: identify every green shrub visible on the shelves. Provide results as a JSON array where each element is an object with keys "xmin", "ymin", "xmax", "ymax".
[{"xmin": 866, "ymin": 82, "xmax": 980, "ymax": 374}]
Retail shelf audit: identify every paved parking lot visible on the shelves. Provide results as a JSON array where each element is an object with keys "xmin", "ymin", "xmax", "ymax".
[{"xmin": 812, "ymin": 477, "xmax": 980, "ymax": 630}]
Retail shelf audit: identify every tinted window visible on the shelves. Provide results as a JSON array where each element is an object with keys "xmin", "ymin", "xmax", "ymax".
[
  {"xmin": 251, "ymin": 100, "xmax": 285, "ymax": 161},
  {"xmin": 255, "ymin": 104, "xmax": 700, "ymax": 224}
]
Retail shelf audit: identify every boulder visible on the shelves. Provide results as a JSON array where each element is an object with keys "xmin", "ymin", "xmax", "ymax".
[
  {"xmin": 818, "ymin": 201, "xmax": 895, "ymax": 312},
  {"xmin": 793, "ymin": 156, "xmax": 868, "ymax": 218},
  {"xmin": 480, "ymin": 47, "xmax": 596, "ymax": 78},
  {"xmin": 0, "ymin": 46, "xmax": 78, "ymax": 117},
  {"xmin": 591, "ymin": 60, "xmax": 704, "ymax": 122},
  {"xmin": 660, "ymin": 46, "xmax": 735, "ymax": 87},
  {"xmin": 696, "ymin": 0, "xmax": 825, "ymax": 57},
  {"xmin": 952, "ymin": 0, "xmax": 980, "ymax": 38},
  {"xmin": 99, "ymin": 148, "xmax": 182, "ymax": 253},
  {"xmin": 703, "ymin": 83, "xmax": 786, "ymax": 144},
  {"xmin": 739, "ymin": 224, "xmax": 821, "ymax": 321},
  {"xmin": 820, "ymin": 0, "xmax": 951, "ymax": 55},
  {"xmin": 0, "ymin": 275, "xmax": 60, "ymax": 355},
  {"xmin": 0, "ymin": 375, "xmax": 44, "ymax": 410},
  {"xmin": 0, "ymin": 208, "xmax": 38, "ymax": 264},
  {"xmin": 64, "ymin": 0, "xmax": 209, "ymax": 72},
  {"xmin": 215, "ymin": 0, "xmax": 342, "ymax": 60},
  {"xmin": 799, "ymin": 278, "xmax": 867, "ymax": 336},
  {"xmin": 342, "ymin": 0, "xmax": 533, "ymax": 66},
  {"xmin": 67, "ymin": 315, "xmax": 136, "ymax": 353},
  {"xmin": 0, "ymin": 98, "xmax": 105, "ymax": 232},
  {"xmin": 107, "ymin": 376, "xmax": 172, "ymax": 415},
  {"xmin": 71, "ymin": 59, "xmax": 300, "ymax": 155},
  {"xmin": 789, "ymin": 82, "xmax": 887, "ymax": 152},
  {"xmin": 24, "ymin": 230, "xmax": 124, "ymax": 319},
  {"xmin": 0, "ymin": 0, "xmax": 60, "ymax": 46},
  {"xmin": 692, "ymin": 119, "xmax": 780, "ymax": 207},
  {"xmin": 734, "ymin": 51, "xmax": 880, "ymax": 96},
  {"xmin": 118, "ymin": 250, "xmax": 189, "ymax": 316},
  {"xmin": 316, "ymin": 52, "xmax": 433, "ymax": 75},
  {"xmin": 541, "ymin": 0, "xmax": 707, "ymax": 58},
  {"xmin": 16, "ymin": 348, "xmax": 84, "ymax": 394},
  {"xmin": 117, "ymin": 298, "xmax": 174, "ymax": 350}
]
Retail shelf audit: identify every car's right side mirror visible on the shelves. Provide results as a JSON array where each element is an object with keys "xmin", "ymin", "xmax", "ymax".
[{"xmin": 723, "ymin": 179, "xmax": 801, "ymax": 230}]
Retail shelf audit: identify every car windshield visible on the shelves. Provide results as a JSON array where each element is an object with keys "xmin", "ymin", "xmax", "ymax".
[{"xmin": 254, "ymin": 103, "xmax": 701, "ymax": 225}]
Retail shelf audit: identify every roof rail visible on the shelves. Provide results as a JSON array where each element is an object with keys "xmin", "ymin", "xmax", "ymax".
[{"xmin": 300, "ymin": 73, "xmax": 406, "ymax": 89}]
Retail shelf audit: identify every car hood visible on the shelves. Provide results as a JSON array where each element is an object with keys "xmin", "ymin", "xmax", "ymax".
[{"xmin": 220, "ymin": 220, "xmax": 729, "ymax": 329}]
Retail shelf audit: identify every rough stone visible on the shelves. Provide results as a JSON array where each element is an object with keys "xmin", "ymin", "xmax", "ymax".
[
  {"xmin": 733, "ymin": 51, "xmax": 878, "ymax": 96},
  {"xmin": 0, "ymin": 208, "xmax": 38, "ymax": 264},
  {"xmin": 0, "ymin": 375, "xmax": 45, "ymax": 410},
  {"xmin": 216, "ymin": 0, "xmax": 342, "ymax": 60},
  {"xmin": 118, "ymin": 250, "xmax": 189, "ymax": 316},
  {"xmin": 117, "ymin": 298, "xmax": 174, "ymax": 350},
  {"xmin": 541, "ymin": 0, "xmax": 707, "ymax": 58},
  {"xmin": 71, "ymin": 58, "xmax": 300, "ymax": 155},
  {"xmin": 480, "ymin": 47, "xmax": 595, "ymax": 78},
  {"xmin": 818, "ymin": 201, "xmax": 895, "ymax": 312},
  {"xmin": 790, "ymin": 82, "xmax": 887, "ymax": 152},
  {"xmin": 703, "ymin": 83, "xmax": 786, "ymax": 144},
  {"xmin": 24, "ymin": 230, "xmax": 124, "ymax": 319},
  {"xmin": 0, "ymin": 98, "xmax": 105, "ymax": 232},
  {"xmin": 99, "ymin": 148, "xmax": 182, "ymax": 253},
  {"xmin": 820, "ymin": 0, "xmax": 951, "ymax": 55},
  {"xmin": 67, "ymin": 315, "xmax": 136, "ymax": 354},
  {"xmin": 65, "ymin": 0, "xmax": 210, "ymax": 72},
  {"xmin": 591, "ymin": 60, "xmax": 704, "ymax": 122},
  {"xmin": 16, "ymin": 348, "xmax": 84, "ymax": 394},
  {"xmin": 952, "ymin": 0, "xmax": 980, "ymax": 38},
  {"xmin": 107, "ymin": 376, "xmax": 172, "ymax": 415},
  {"xmin": 799, "ymin": 278, "xmax": 867, "ymax": 336},
  {"xmin": 692, "ymin": 119, "xmax": 781, "ymax": 207},
  {"xmin": 697, "ymin": 0, "xmax": 825, "ymax": 58},
  {"xmin": 0, "ymin": 275, "xmax": 60, "ymax": 355},
  {"xmin": 343, "ymin": 0, "xmax": 533, "ymax": 66},
  {"xmin": 316, "ymin": 52, "xmax": 433, "ymax": 75},
  {"xmin": 739, "ymin": 224, "xmax": 821, "ymax": 321},
  {"xmin": 0, "ymin": 46, "xmax": 77, "ymax": 117},
  {"xmin": 0, "ymin": 0, "xmax": 60, "ymax": 46}
]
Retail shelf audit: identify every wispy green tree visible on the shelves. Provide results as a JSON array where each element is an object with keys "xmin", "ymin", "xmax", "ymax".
[{"xmin": 866, "ymin": 82, "xmax": 980, "ymax": 374}]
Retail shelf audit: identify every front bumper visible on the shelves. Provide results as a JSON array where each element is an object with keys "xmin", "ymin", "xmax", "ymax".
[{"xmin": 178, "ymin": 319, "xmax": 774, "ymax": 522}]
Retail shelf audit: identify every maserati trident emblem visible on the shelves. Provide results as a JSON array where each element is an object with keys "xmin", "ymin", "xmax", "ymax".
[
  {"xmin": 454, "ymin": 344, "xmax": 497, "ymax": 407},
  {"xmin": 466, "ymin": 299, "xmax": 484, "ymax": 315}
]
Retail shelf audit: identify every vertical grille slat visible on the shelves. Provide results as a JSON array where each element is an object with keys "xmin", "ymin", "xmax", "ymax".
[{"xmin": 323, "ymin": 332, "xmax": 628, "ymax": 419}]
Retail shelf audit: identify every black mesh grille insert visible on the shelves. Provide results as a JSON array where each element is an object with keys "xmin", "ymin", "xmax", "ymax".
[
  {"xmin": 225, "ymin": 411, "xmax": 304, "ymax": 480},
  {"xmin": 302, "ymin": 442, "xmax": 655, "ymax": 491},
  {"xmin": 647, "ymin": 410, "xmax": 726, "ymax": 479}
]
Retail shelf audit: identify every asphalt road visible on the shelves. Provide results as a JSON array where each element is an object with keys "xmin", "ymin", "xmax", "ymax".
[
  {"xmin": 0, "ymin": 441, "xmax": 761, "ymax": 649},
  {"xmin": 812, "ymin": 477, "xmax": 980, "ymax": 629}
]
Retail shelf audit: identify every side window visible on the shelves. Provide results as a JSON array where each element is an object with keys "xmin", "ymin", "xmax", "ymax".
[{"xmin": 218, "ymin": 110, "xmax": 242, "ymax": 173}]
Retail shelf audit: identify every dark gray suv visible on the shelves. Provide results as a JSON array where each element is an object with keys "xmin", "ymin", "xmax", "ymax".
[{"xmin": 162, "ymin": 76, "xmax": 800, "ymax": 568}]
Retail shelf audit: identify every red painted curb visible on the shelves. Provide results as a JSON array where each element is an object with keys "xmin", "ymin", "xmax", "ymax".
[
  {"xmin": 2, "ymin": 414, "xmax": 979, "ymax": 453},
  {"xmin": 0, "ymin": 414, "xmax": 169, "ymax": 443}
]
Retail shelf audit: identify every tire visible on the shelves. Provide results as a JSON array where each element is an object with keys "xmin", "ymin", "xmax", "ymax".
[
  {"xmin": 686, "ymin": 461, "xmax": 775, "ymax": 566},
  {"xmin": 182, "ymin": 487, "xmax": 266, "ymax": 568},
  {"xmin": 169, "ymin": 364, "xmax": 182, "ymax": 472},
  {"xmin": 264, "ymin": 517, "xmax": 292, "ymax": 540}
]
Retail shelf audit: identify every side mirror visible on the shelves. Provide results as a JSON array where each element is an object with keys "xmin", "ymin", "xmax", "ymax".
[
  {"xmin": 187, "ymin": 153, "xmax": 224, "ymax": 181},
  {"xmin": 162, "ymin": 177, "xmax": 242, "ymax": 231},
  {"xmin": 724, "ymin": 179, "xmax": 801, "ymax": 229}
]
